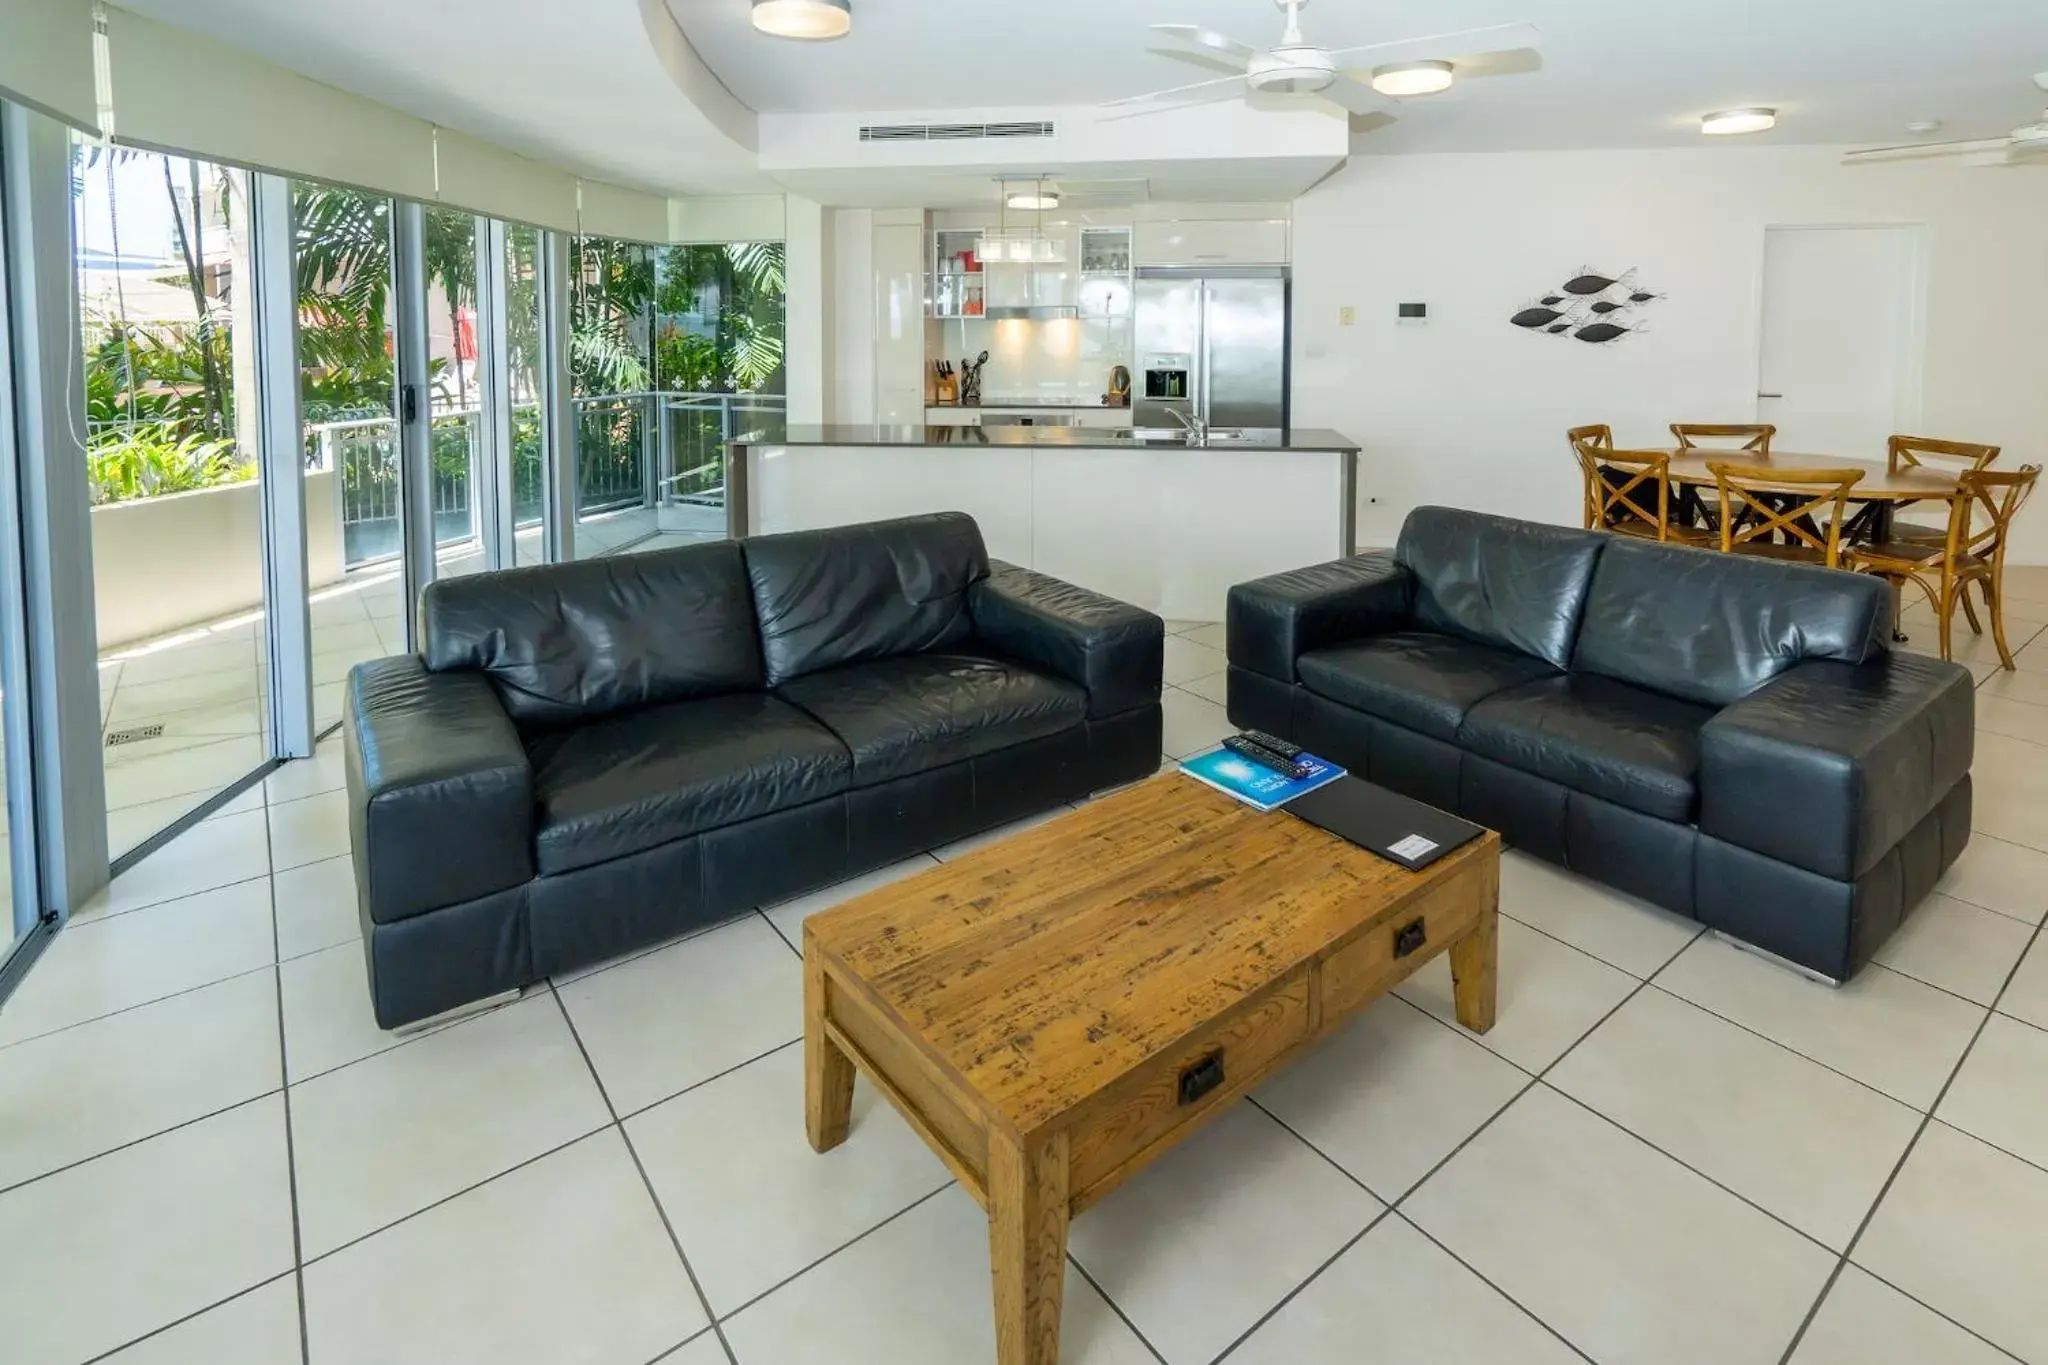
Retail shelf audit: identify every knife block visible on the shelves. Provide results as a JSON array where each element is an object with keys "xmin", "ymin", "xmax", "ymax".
[{"xmin": 932, "ymin": 366, "xmax": 959, "ymax": 406}]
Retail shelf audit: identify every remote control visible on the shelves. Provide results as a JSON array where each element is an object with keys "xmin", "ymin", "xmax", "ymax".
[
  {"xmin": 1238, "ymin": 729, "xmax": 1303, "ymax": 760},
  {"xmin": 1223, "ymin": 735, "xmax": 1313, "ymax": 780}
]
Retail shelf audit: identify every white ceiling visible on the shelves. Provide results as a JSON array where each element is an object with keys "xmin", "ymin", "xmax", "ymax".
[
  {"xmin": 673, "ymin": 0, "xmax": 2048, "ymax": 151},
  {"xmin": 107, "ymin": 0, "xmax": 2048, "ymax": 206},
  {"xmin": 113, "ymin": 0, "xmax": 768, "ymax": 195}
]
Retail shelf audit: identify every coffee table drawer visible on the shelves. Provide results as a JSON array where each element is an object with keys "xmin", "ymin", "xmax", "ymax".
[
  {"xmin": 1068, "ymin": 976, "xmax": 1311, "ymax": 1204},
  {"xmin": 1322, "ymin": 863, "xmax": 1488, "ymax": 1018}
]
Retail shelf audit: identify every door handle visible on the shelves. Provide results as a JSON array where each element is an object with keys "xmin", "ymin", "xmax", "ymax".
[{"xmin": 1757, "ymin": 392, "xmax": 1784, "ymax": 399}]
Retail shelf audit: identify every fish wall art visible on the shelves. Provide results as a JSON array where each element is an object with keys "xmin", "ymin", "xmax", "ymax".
[{"xmin": 1510, "ymin": 267, "xmax": 1664, "ymax": 345}]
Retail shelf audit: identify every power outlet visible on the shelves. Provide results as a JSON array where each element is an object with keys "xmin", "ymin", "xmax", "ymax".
[{"xmin": 1338, "ymin": 306, "xmax": 1356, "ymax": 326}]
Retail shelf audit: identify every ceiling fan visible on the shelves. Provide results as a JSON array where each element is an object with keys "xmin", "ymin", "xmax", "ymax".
[
  {"xmin": 1100, "ymin": 0, "xmax": 1540, "ymax": 119},
  {"xmin": 1843, "ymin": 73, "xmax": 2048, "ymax": 167}
]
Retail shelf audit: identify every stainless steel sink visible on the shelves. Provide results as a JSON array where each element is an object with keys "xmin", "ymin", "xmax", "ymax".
[{"xmin": 1103, "ymin": 426, "xmax": 1252, "ymax": 446}]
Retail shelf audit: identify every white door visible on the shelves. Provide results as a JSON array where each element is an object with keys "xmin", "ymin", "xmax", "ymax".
[{"xmin": 1757, "ymin": 226, "xmax": 1922, "ymax": 457}]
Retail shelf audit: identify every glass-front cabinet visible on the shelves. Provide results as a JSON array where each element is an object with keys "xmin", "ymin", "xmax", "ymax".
[{"xmin": 1079, "ymin": 227, "xmax": 1133, "ymax": 319}]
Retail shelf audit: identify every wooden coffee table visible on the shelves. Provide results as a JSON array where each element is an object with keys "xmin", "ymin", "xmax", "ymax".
[{"xmin": 802, "ymin": 774, "xmax": 1500, "ymax": 1365}]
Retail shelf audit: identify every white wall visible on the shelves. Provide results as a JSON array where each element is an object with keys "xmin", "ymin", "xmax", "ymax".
[
  {"xmin": 828, "ymin": 208, "xmax": 877, "ymax": 424},
  {"xmin": 1291, "ymin": 147, "xmax": 2048, "ymax": 556},
  {"xmin": 783, "ymin": 195, "xmax": 829, "ymax": 425}
]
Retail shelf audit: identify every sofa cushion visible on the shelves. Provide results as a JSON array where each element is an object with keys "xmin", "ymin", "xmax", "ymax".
[
  {"xmin": 778, "ymin": 652, "xmax": 1086, "ymax": 787},
  {"xmin": 1395, "ymin": 507, "xmax": 1606, "ymax": 670},
  {"xmin": 742, "ymin": 512, "xmax": 990, "ymax": 686},
  {"xmin": 421, "ymin": 540, "xmax": 762, "ymax": 725},
  {"xmin": 526, "ymin": 693, "xmax": 851, "ymax": 876},
  {"xmin": 1458, "ymin": 675, "xmax": 1715, "ymax": 822},
  {"xmin": 1572, "ymin": 536, "xmax": 1890, "ymax": 708},
  {"xmin": 1297, "ymin": 631, "xmax": 1559, "ymax": 741}
]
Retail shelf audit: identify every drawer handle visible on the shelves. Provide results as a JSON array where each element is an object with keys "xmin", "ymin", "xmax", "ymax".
[
  {"xmin": 1394, "ymin": 918, "xmax": 1428, "ymax": 959},
  {"xmin": 1178, "ymin": 1050, "xmax": 1226, "ymax": 1106}
]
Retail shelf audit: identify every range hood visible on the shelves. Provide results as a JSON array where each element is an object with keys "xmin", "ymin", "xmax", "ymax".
[{"xmin": 983, "ymin": 303, "xmax": 1080, "ymax": 321}]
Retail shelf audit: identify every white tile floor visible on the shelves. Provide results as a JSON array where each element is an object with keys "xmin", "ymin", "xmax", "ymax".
[{"xmin": 6, "ymin": 618, "xmax": 2048, "ymax": 1364}]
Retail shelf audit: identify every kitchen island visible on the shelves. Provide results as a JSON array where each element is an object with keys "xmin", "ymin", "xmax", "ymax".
[{"xmin": 726, "ymin": 424, "xmax": 1359, "ymax": 622}]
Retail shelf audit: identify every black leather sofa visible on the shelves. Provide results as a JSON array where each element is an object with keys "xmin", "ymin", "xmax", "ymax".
[
  {"xmin": 344, "ymin": 512, "xmax": 1163, "ymax": 1028},
  {"xmin": 1227, "ymin": 506, "xmax": 1974, "ymax": 981}
]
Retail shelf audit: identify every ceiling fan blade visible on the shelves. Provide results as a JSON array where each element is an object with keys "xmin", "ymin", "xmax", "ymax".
[
  {"xmin": 1151, "ymin": 24, "xmax": 1260, "ymax": 65},
  {"xmin": 1324, "ymin": 21, "xmax": 1543, "ymax": 67},
  {"xmin": 1842, "ymin": 137, "xmax": 2013, "ymax": 165},
  {"xmin": 1099, "ymin": 73, "xmax": 1249, "ymax": 113},
  {"xmin": 1319, "ymin": 74, "xmax": 1393, "ymax": 117}
]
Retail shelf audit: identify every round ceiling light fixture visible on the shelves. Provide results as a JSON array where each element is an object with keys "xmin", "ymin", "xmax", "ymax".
[
  {"xmin": 1701, "ymin": 107, "xmax": 1776, "ymax": 136},
  {"xmin": 1006, "ymin": 189, "xmax": 1060, "ymax": 210},
  {"xmin": 750, "ymin": 0, "xmax": 851, "ymax": 41},
  {"xmin": 1371, "ymin": 60, "xmax": 1454, "ymax": 98}
]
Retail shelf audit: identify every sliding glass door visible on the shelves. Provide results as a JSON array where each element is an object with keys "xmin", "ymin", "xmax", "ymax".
[
  {"xmin": 570, "ymin": 234, "xmax": 656, "ymax": 558},
  {"xmin": 294, "ymin": 179, "xmax": 402, "ymax": 730},
  {"xmin": 0, "ymin": 111, "xmax": 42, "ymax": 977},
  {"xmin": 74, "ymin": 146, "xmax": 271, "ymax": 856}
]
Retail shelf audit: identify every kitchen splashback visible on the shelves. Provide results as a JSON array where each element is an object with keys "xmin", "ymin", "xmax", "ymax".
[{"xmin": 928, "ymin": 316, "xmax": 1132, "ymax": 405}]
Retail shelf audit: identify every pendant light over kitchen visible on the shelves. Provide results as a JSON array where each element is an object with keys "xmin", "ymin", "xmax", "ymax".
[
  {"xmin": 751, "ymin": 0, "xmax": 851, "ymax": 41},
  {"xmin": 981, "ymin": 178, "xmax": 1067, "ymax": 265}
]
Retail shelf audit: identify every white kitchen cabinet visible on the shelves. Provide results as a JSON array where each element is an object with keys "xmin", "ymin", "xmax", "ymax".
[
  {"xmin": 1133, "ymin": 219, "xmax": 1290, "ymax": 267},
  {"xmin": 873, "ymin": 221, "xmax": 927, "ymax": 423},
  {"xmin": 926, "ymin": 407, "xmax": 980, "ymax": 426}
]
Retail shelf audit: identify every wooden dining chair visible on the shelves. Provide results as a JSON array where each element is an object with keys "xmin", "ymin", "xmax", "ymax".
[
  {"xmin": 1567, "ymin": 423, "xmax": 1614, "ymax": 453},
  {"xmin": 1849, "ymin": 466, "xmax": 2040, "ymax": 668},
  {"xmin": 1673, "ymin": 423, "xmax": 1776, "ymax": 454},
  {"xmin": 1887, "ymin": 434, "xmax": 2002, "ymax": 538},
  {"xmin": 1574, "ymin": 440, "xmax": 1711, "ymax": 546},
  {"xmin": 1706, "ymin": 461, "xmax": 1865, "ymax": 568}
]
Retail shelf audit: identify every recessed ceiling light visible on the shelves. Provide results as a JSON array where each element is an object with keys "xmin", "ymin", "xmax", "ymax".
[
  {"xmin": 1371, "ymin": 60, "xmax": 1454, "ymax": 98},
  {"xmin": 1701, "ymin": 107, "xmax": 1776, "ymax": 136},
  {"xmin": 751, "ymin": 0, "xmax": 851, "ymax": 41},
  {"xmin": 1006, "ymin": 190, "xmax": 1060, "ymax": 210}
]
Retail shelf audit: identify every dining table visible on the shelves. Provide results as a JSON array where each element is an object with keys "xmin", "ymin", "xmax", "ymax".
[{"xmin": 1658, "ymin": 447, "xmax": 1963, "ymax": 546}]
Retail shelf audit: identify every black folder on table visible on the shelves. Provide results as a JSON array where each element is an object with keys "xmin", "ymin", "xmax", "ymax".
[{"xmin": 1285, "ymin": 776, "xmax": 1486, "ymax": 871}]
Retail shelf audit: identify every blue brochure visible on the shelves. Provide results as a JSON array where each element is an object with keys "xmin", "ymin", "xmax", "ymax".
[{"xmin": 1178, "ymin": 745, "xmax": 1347, "ymax": 813}]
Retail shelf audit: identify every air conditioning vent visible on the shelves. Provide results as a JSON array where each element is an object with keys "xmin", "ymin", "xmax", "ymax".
[{"xmin": 860, "ymin": 121, "xmax": 1055, "ymax": 143}]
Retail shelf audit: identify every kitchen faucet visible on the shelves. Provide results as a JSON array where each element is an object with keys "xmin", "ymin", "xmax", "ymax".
[{"xmin": 1162, "ymin": 405, "xmax": 1207, "ymax": 445}]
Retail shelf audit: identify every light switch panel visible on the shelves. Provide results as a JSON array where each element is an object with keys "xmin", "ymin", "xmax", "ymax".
[{"xmin": 1338, "ymin": 306, "xmax": 1356, "ymax": 326}]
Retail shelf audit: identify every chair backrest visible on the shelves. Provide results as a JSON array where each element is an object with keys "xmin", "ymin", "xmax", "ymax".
[
  {"xmin": 1566, "ymin": 423, "xmax": 1614, "ymax": 452},
  {"xmin": 1888, "ymin": 434, "xmax": 2001, "ymax": 477},
  {"xmin": 1673, "ymin": 423, "xmax": 1775, "ymax": 454},
  {"xmin": 1706, "ymin": 461, "xmax": 1865, "ymax": 568},
  {"xmin": 1946, "ymin": 465, "xmax": 2041, "ymax": 570},
  {"xmin": 1576, "ymin": 442, "xmax": 1679, "ymax": 540}
]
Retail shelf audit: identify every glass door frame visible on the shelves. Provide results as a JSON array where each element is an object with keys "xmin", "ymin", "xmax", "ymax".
[{"xmin": 0, "ymin": 103, "xmax": 48, "ymax": 991}]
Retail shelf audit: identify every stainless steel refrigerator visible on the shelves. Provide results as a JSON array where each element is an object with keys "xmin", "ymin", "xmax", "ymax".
[{"xmin": 1133, "ymin": 267, "xmax": 1290, "ymax": 432}]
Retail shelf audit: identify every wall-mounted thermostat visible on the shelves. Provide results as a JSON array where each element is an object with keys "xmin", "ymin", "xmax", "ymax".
[{"xmin": 1398, "ymin": 302, "xmax": 1428, "ymax": 321}]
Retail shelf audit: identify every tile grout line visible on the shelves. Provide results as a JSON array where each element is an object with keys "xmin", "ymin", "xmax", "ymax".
[
  {"xmin": 260, "ymin": 787, "xmax": 314, "ymax": 1365},
  {"xmin": 1207, "ymin": 929, "xmax": 1703, "ymax": 1365},
  {"xmin": 705, "ymin": 1181, "xmax": 957, "ymax": 1330},
  {"xmin": 0, "ymin": 1088, "xmax": 284, "ymax": 1202},
  {"xmin": 1635, "ymin": 976, "xmax": 1970, "ymax": 1113},
  {"xmin": 1065, "ymin": 1251, "xmax": 1175, "ymax": 1365},
  {"xmin": 73, "ymin": 1269, "xmax": 301, "ymax": 1365},
  {"xmin": 1773, "ymin": 914, "xmax": 2048, "ymax": 1365},
  {"xmin": 546, "ymin": 982, "xmax": 741, "ymax": 1365}
]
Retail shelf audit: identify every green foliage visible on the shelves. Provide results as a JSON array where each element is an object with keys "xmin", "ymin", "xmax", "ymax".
[
  {"xmin": 88, "ymin": 423, "xmax": 251, "ymax": 504},
  {"xmin": 652, "ymin": 241, "xmax": 786, "ymax": 395}
]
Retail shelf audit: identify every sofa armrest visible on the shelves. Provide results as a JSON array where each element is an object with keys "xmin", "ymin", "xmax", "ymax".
[
  {"xmin": 1226, "ymin": 552, "xmax": 1415, "ymax": 684},
  {"xmin": 1698, "ymin": 654, "xmax": 1973, "ymax": 881},
  {"xmin": 968, "ymin": 563, "xmax": 1163, "ymax": 719},
  {"xmin": 345, "ymin": 656, "xmax": 534, "ymax": 924}
]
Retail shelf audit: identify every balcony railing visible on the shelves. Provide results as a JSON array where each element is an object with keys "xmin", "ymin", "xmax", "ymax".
[{"xmin": 306, "ymin": 391, "xmax": 786, "ymax": 568}]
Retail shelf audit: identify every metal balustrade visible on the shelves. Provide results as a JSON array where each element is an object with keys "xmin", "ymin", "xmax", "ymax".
[{"xmin": 301, "ymin": 391, "xmax": 785, "ymax": 568}]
